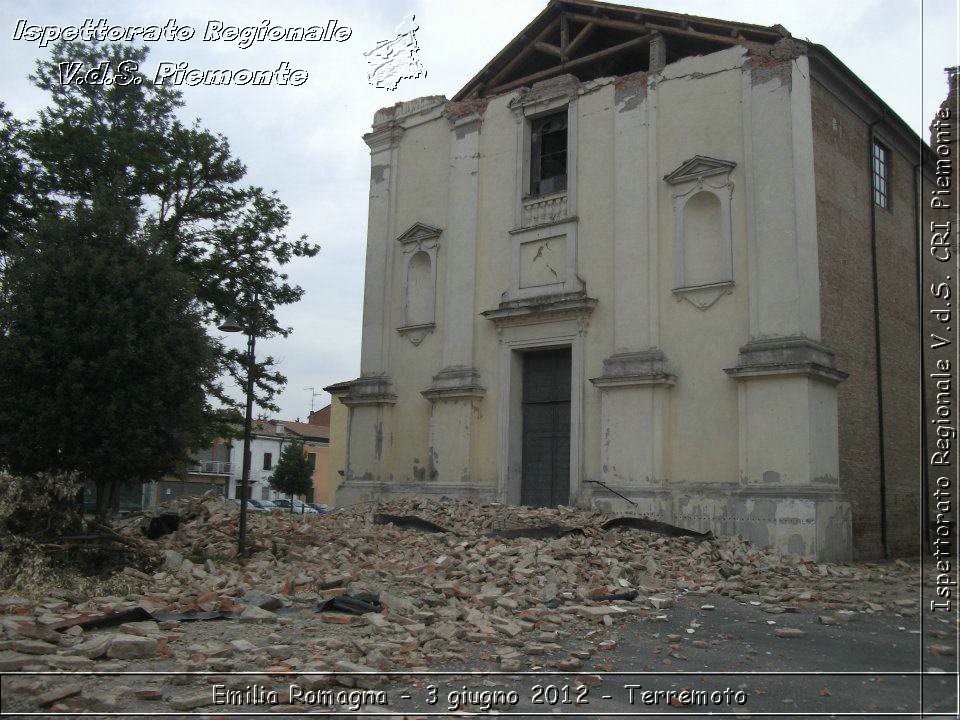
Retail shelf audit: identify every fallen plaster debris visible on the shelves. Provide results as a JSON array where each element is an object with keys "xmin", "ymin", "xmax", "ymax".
[{"xmin": 0, "ymin": 493, "xmax": 923, "ymax": 714}]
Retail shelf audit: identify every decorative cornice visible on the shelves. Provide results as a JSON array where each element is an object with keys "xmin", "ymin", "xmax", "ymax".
[
  {"xmin": 373, "ymin": 95, "xmax": 447, "ymax": 125},
  {"xmin": 421, "ymin": 386, "xmax": 487, "ymax": 401},
  {"xmin": 664, "ymin": 155, "xmax": 737, "ymax": 185},
  {"xmin": 396, "ymin": 322, "xmax": 435, "ymax": 346},
  {"xmin": 509, "ymin": 214, "xmax": 578, "ymax": 235},
  {"xmin": 724, "ymin": 362, "xmax": 848, "ymax": 383},
  {"xmin": 508, "ymin": 74, "xmax": 580, "ymax": 117},
  {"xmin": 672, "ymin": 280, "xmax": 735, "ymax": 310},
  {"xmin": 421, "ymin": 366, "xmax": 485, "ymax": 402},
  {"xmin": 397, "ymin": 222, "xmax": 443, "ymax": 245},
  {"xmin": 481, "ymin": 292, "xmax": 597, "ymax": 328},
  {"xmin": 590, "ymin": 349, "xmax": 677, "ymax": 389},
  {"xmin": 591, "ymin": 374, "xmax": 676, "ymax": 389},
  {"xmin": 363, "ymin": 123, "xmax": 404, "ymax": 152},
  {"xmin": 336, "ymin": 375, "xmax": 397, "ymax": 407},
  {"xmin": 724, "ymin": 336, "xmax": 848, "ymax": 384}
]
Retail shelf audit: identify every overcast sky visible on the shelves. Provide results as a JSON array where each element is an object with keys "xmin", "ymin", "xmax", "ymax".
[{"xmin": 1, "ymin": 1, "xmax": 956, "ymax": 422}]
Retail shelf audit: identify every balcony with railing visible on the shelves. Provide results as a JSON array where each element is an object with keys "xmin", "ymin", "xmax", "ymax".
[
  {"xmin": 187, "ymin": 460, "xmax": 232, "ymax": 476},
  {"xmin": 521, "ymin": 192, "xmax": 568, "ymax": 228}
]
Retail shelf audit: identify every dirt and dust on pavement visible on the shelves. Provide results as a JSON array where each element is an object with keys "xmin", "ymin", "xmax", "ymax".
[{"xmin": 0, "ymin": 492, "xmax": 956, "ymax": 718}]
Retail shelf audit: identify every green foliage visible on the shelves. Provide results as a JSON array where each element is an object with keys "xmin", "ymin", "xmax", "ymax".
[
  {"xmin": 0, "ymin": 102, "xmax": 47, "ymax": 259},
  {"xmin": 0, "ymin": 191, "xmax": 219, "ymax": 515},
  {"xmin": 29, "ymin": 42, "xmax": 181, "ymax": 206},
  {"xmin": 268, "ymin": 441, "xmax": 313, "ymax": 501},
  {"xmin": 0, "ymin": 39, "xmax": 319, "ymax": 506},
  {"xmin": 21, "ymin": 40, "xmax": 319, "ymax": 414}
]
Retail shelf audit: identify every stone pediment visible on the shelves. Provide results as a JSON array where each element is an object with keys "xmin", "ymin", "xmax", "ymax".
[
  {"xmin": 664, "ymin": 156, "xmax": 737, "ymax": 185},
  {"xmin": 396, "ymin": 222, "xmax": 442, "ymax": 245}
]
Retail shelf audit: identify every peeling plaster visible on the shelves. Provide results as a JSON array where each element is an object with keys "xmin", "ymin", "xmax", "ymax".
[
  {"xmin": 413, "ymin": 462, "xmax": 426, "ymax": 482},
  {"xmin": 455, "ymin": 124, "xmax": 478, "ymax": 140},
  {"xmin": 748, "ymin": 59, "xmax": 792, "ymax": 91},
  {"xmin": 374, "ymin": 421, "xmax": 383, "ymax": 460},
  {"xmin": 615, "ymin": 73, "xmax": 646, "ymax": 112}
]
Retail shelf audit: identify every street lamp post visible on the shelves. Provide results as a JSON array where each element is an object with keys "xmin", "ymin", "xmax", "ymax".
[{"xmin": 218, "ymin": 292, "xmax": 258, "ymax": 558}]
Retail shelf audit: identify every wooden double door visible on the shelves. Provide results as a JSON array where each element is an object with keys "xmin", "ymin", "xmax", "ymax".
[{"xmin": 520, "ymin": 348, "xmax": 571, "ymax": 507}]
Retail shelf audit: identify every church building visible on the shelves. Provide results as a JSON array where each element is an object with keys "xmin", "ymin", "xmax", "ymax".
[{"xmin": 328, "ymin": 0, "xmax": 940, "ymax": 561}]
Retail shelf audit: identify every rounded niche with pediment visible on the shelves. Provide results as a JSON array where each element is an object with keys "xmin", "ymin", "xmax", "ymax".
[
  {"xmin": 396, "ymin": 222, "xmax": 441, "ymax": 346},
  {"xmin": 664, "ymin": 155, "xmax": 736, "ymax": 311},
  {"xmin": 406, "ymin": 250, "xmax": 434, "ymax": 326},
  {"xmin": 681, "ymin": 190, "xmax": 724, "ymax": 288}
]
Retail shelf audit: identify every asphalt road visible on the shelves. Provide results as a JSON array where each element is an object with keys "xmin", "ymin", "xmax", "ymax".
[
  {"xmin": 389, "ymin": 579, "xmax": 958, "ymax": 719},
  {"xmin": 2, "ymin": 564, "xmax": 955, "ymax": 718}
]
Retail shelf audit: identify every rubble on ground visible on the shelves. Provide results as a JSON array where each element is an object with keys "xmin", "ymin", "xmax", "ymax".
[
  {"xmin": 0, "ymin": 493, "xmax": 923, "ymax": 713},
  {"xmin": 0, "ymin": 473, "xmax": 156, "ymax": 601}
]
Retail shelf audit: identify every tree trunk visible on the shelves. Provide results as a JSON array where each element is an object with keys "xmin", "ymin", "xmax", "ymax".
[
  {"xmin": 94, "ymin": 480, "xmax": 108, "ymax": 520},
  {"xmin": 108, "ymin": 481, "xmax": 120, "ymax": 514},
  {"xmin": 94, "ymin": 480, "xmax": 121, "ymax": 520}
]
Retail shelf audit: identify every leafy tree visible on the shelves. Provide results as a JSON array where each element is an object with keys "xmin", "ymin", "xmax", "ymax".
[
  {"xmin": 268, "ymin": 441, "xmax": 313, "ymax": 512},
  {"xmin": 24, "ymin": 40, "xmax": 318, "ymax": 419},
  {"xmin": 0, "ymin": 102, "xmax": 47, "ymax": 262},
  {"xmin": 0, "ymin": 190, "xmax": 219, "ymax": 517}
]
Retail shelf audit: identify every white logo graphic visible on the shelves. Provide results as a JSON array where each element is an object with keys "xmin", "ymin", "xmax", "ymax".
[{"xmin": 364, "ymin": 13, "xmax": 426, "ymax": 90}]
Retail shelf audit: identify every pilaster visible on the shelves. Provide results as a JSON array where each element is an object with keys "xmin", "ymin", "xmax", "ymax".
[
  {"xmin": 725, "ymin": 337, "xmax": 847, "ymax": 490},
  {"xmin": 359, "ymin": 121, "xmax": 403, "ymax": 375},
  {"xmin": 421, "ymin": 111, "xmax": 486, "ymax": 485},
  {"xmin": 593, "ymin": 72, "xmax": 672, "ymax": 492}
]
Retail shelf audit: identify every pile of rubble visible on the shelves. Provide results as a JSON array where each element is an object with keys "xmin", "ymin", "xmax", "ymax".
[
  {"xmin": 0, "ymin": 472, "xmax": 154, "ymax": 601},
  {"xmin": 0, "ymin": 493, "xmax": 921, "ymax": 713}
]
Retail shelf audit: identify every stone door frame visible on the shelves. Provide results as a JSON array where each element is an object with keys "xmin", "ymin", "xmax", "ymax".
[{"xmin": 496, "ymin": 321, "xmax": 585, "ymax": 506}]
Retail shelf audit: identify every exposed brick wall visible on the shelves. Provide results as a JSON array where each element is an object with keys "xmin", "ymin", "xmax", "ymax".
[
  {"xmin": 874, "ymin": 145, "xmax": 923, "ymax": 557},
  {"xmin": 811, "ymin": 80, "xmax": 923, "ymax": 559},
  {"xmin": 923, "ymin": 69, "xmax": 958, "ymax": 558},
  {"xmin": 811, "ymin": 82, "xmax": 883, "ymax": 559}
]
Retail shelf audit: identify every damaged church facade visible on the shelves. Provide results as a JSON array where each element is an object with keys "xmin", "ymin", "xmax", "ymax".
[{"xmin": 329, "ymin": 1, "xmax": 933, "ymax": 561}]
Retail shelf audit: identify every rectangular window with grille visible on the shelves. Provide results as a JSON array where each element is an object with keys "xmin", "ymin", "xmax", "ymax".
[{"xmin": 872, "ymin": 141, "xmax": 890, "ymax": 209}]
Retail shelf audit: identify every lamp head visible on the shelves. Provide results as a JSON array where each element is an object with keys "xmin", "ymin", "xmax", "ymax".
[{"xmin": 218, "ymin": 313, "xmax": 243, "ymax": 333}]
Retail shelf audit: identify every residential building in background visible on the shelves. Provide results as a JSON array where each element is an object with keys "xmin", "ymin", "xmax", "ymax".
[
  {"xmin": 326, "ymin": 390, "xmax": 350, "ymax": 507},
  {"xmin": 150, "ymin": 439, "xmax": 233, "ymax": 506},
  {"xmin": 227, "ymin": 418, "xmax": 329, "ymax": 503},
  {"xmin": 305, "ymin": 405, "xmax": 334, "ymax": 504}
]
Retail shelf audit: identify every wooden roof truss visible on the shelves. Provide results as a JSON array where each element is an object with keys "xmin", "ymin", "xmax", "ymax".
[{"xmin": 453, "ymin": 0, "xmax": 788, "ymax": 100}]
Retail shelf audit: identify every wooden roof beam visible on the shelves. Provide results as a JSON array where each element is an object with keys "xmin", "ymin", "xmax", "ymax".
[
  {"xmin": 566, "ymin": 13, "xmax": 647, "ymax": 35},
  {"xmin": 487, "ymin": 17, "xmax": 561, "ymax": 89},
  {"xmin": 560, "ymin": 15, "xmax": 570, "ymax": 61},
  {"xmin": 486, "ymin": 33, "xmax": 652, "ymax": 95},
  {"xmin": 645, "ymin": 21, "xmax": 743, "ymax": 47},
  {"xmin": 566, "ymin": 20, "xmax": 596, "ymax": 56},
  {"xmin": 535, "ymin": 41, "xmax": 564, "ymax": 59}
]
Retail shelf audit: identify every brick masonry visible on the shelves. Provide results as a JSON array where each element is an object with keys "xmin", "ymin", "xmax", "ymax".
[{"xmin": 812, "ymin": 79, "xmax": 948, "ymax": 559}]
